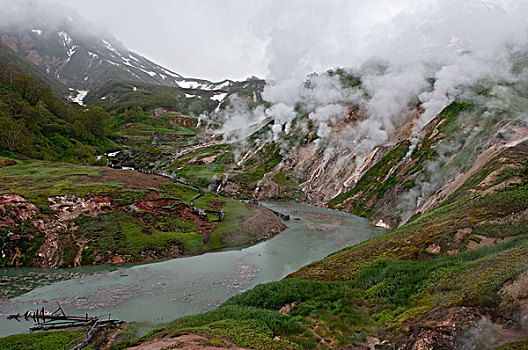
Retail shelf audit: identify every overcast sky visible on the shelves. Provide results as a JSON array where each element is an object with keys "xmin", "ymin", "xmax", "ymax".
[
  {"xmin": 52, "ymin": 0, "xmax": 528, "ymax": 82},
  {"xmin": 53, "ymin": 0, "xmax": 268, "ymax": 81}
]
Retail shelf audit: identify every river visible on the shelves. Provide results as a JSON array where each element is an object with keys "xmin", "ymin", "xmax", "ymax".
[{"xmin": 0, "ymin": 202, "xmax": 384, "ymax": 337}]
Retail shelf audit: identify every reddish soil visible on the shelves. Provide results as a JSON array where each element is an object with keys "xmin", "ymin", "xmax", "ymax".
[
  {"xmin": 0, "ymin": 194, "xmax": 39, "ymax": 228},
  {"xmin": 91, "ymin": 167, "xmax": 172, "ymax": 190},
  {"xmin": 127, "ymin": 333, "xmax": 248, "ymax": 350},
  {"xmin": 131, "ymin": 200, "xmax": 215, "ymax": 240}
]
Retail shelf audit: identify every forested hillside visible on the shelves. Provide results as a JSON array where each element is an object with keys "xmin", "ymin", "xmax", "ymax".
[{"xmin": 0, "ymin": 62, "xmax": 115, "ymax": 163}]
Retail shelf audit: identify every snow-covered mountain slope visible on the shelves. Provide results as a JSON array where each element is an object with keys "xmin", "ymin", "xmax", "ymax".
[{"xmin": 0, "ymin": 1, "xmax": 233, "ymax": 93}]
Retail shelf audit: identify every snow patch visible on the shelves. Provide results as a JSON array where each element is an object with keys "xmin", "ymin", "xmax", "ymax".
[
  {"xmin": 102, "ymin": 39, "xmax": 122, "ymax": 57},
  {"xmin": 69, "ymin": 90, "xmax": 89, "ymax": 106},
  {"xmin": 211, "ymin": 93, "xmax": 227, "ymax": 102},
  {"xmin": 133, "ymin": 66, "xmax": 159, "ymax": 77},
  {"xmin": 107, "ymin": 151, "xmax": 120, "ymax": 157},
  {"xmin": 31, "ymin": 29, "xmax": 42, "ymax": 35},
  {"xmin": 65, "ymin": 46, "xmax": 77, "ymax": 63},
  {"xmin": 185, "ymin": 93, "xmax": 196, "ymax": 98},
  {"xmin": 133, "ymin": 86, "xmax": 138, "ymax": 91},
  {"xmin": 177, "ymin": 79, "xmax": 231, "ymax": 91},
  {"xmin": 121, "ymin": 57, "xmax": 133, "ymax": 66},
  {"xmin": 216, "ymin": 81, "xmax": 231, "ymax": 89},
  {"xmin": 129, "ymin": 54, "xmax": 140, "ymax": 62},
  {"xmin": 177, "ymin": 80, "xmax": 198, "ymax": 89},
  {"xmin": 101, "ymin": 96, "xmax": 106, "ymax": 100},
  {"xmin": 58, "ymin": 31, "xmax": 72, "ymax": 46},
  {"xmin": 106, "ymin": 60, "xmax": 120, "ymax": 67},
  {"xmin": 375, "ymin": 219, "xmax": 390, "ymax": 229},
  {"xmin": 162, "ymin": 69, "xmax": 182, "ymax": 78}
]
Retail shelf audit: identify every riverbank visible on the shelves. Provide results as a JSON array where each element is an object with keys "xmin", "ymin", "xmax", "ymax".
[
  {"xmin": 0, "ymin": 155, "xmax": 285, "ymax": 270},
  {"xmin": 0, "ymin": 202, "xmax": 383, "ymax": 339}
]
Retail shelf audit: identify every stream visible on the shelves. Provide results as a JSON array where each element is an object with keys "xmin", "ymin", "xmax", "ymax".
[{"xmin": 0, "ymin": 202, "xmax": 384, "ymax": 337}]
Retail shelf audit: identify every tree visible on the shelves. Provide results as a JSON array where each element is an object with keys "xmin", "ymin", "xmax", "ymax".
[
  {"xmin": 0, "ymin": 116, "xmax": 30, "ymax": 152},
  {"xmin": 75, "ymin": 106, "xmax": 110, "ymax": 137}
]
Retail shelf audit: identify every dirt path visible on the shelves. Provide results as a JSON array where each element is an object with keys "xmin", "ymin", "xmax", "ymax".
[{"xmin": 127, "ymin": 333, "xmax": 248, "ymax": 350}]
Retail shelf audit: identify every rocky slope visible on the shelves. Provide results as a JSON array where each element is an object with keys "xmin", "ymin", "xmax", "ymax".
[
  {"xmin": 1, "ymin": 1, "xmax": 528, "ymax": 348},
  {"xmin": 112, "ymin": 102, "xmax": 528, "ymax": 350},
  {"xmin": 0, "ymin": 13, "xmax": 231, "ymax": 93},
  {"xmin": 94, "ymin": 50, "xmax": 528, "ymax": 350}
]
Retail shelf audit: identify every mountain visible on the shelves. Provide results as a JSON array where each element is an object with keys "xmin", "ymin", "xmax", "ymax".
[
  {"xmin": 0, "ymin": 22, "xmax": 233, "ymax": 92},
  {"xmin": 0, "ymin": 41, "xmax": 69, "ymax": 97},
  {"xmin": 0, "ymin": 1, "xmax": 235, "ymax": 101}
]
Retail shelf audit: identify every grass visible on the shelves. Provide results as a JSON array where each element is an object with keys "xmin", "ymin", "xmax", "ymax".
[
  {"xmin": 232, "ymin": 143, "xmax": 283, "ymax": 184},
  {"xmin": 292, "ymin": 182, "xmax": 528, "ymax": 281},
  {"xmin": 0, "ymin": 330, "xmax": 86, "ymax": 350},
  {"xmin": 498, "ymin": 338, "xmax": 528, "ymax": 350},
  {"xmin": 112, "ymin": 95, "xmax": 528, "ymax": 347},
  {"xmin": 116, "ymin": 234, "xmax": 528, "ymax": 349},
  {"xmin": 0, "ymin": 154, "xmax": 271, "ymax": 267},
  {"xmin": 112, "ymin": 305, "xmax": 301, "ymax": 350},
  {"xmin": 0, "ymin": 156, "xmax": 120, "ymax": 206},
  {"xmin": 167, "ymin": 235, "xmax": 528, "ymax": 348}
]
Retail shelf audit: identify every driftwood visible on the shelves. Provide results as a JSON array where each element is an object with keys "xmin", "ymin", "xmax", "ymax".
[{"xmin": 7, "ymin": 302, "xmax": 123, "ymax": 349}]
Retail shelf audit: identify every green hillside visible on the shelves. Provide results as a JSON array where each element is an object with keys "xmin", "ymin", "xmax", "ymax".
[{"xmin": 0, "ymin": 61, "xmax": 116, "ymax": 163}]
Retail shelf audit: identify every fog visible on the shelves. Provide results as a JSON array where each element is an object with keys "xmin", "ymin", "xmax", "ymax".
[
  {"xmin": 4, "ymin": 0, "xmax": 528, "ymax": 81},
  {"xmin": 207, "ymin": 0, "xmax": 528, "ymax": 214}
]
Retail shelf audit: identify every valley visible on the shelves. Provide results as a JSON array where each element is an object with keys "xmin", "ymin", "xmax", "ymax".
[{"xmin": 1, "ymin": 1, "xmax": 528, "ymax": 349}]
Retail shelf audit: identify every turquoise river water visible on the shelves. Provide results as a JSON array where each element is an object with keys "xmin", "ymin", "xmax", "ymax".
[{"xmin": 0, "ymin": 202, "xmax": 384, "ymax": 337}]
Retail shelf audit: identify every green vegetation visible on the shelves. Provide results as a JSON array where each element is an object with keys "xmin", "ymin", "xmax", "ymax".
[
  {"xmin": 232, "ymin": 143, "xmax": 283, "ymax": 184},
  {"xmin": 0, "ymin": 155, "xmax": 115, "ymax": 206},
  {"xmin": 117, "ymin": 234, "xmax": 528, "ymax": 349},
  {"xmin": 0, "ymin": 330, "xmax": 85, "ymax": 350},
  {"xmin": 326, "ymin": 67, "xmax": 362, "ymax": 88},
  {"xmin": 327, "ymin": 102, "xmax": 472, "ymax": 216},
  {"xmin": 0, "ymin": 154, "xmax": 270, "ymax": 268},
  {"xmin": 301, "ymin": 182, "xmax": 528, "ymax": 281},
  {"xmin": 85, "ymin": 80, "xmax": 220, "ymax": 116},
  {"xmin": 85, "ymin": 80, "xmax": 182, "ymax": 113},
  {"xmin": 169, "ymin": 144, "xmax": 234, "ymax": 189},
  {"xmin": 498, "ymin": 338, "xmax": 528, "ymax": 350},
  {"xmin": 0, "ymin": 61, "xmax": 116, "ymax": 163},
  {"xmin": 273, "ymin": 171, "xmax": 297, "ymax": 190},
  {"xmin": 328, "ymin": 140, "xmax": 410, "ymax": 216},
  {"xmin": 0, "ymin": 42, "xmax": 69, "ymax": 97},
  {"xmin": 127, "ymin": 112, "xmax": 528, "ymax": 347}
]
